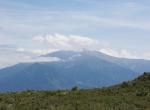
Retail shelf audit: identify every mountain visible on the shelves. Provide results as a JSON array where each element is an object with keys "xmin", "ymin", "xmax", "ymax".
[
  {"xmin": 42, "ymin": 50, "xmax": 80, "ymax": 60},
  {"xmin": 0, "ymin": 50, "xmax": 150, "ymax": 92},
  {"xmin": 0, "ymin": 73, "xmax": 149, "ymax": 110},
  {"xmin": 46, "ymin": 50, "xmax": 150, "ymax": 73}
]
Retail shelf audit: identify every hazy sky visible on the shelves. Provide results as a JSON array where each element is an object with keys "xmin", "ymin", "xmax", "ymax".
[{"xmin": 0, "ymin": 0, "xmax": 150, "ymax": 68}]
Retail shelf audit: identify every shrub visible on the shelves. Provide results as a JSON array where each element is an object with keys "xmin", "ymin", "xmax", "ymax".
[
  {"xmin": 0, "ymin": 104, "xmax": 8, "ymax": 110},
  {"xmin": 121, "ymin": 82, "xmax": 128, "ymax": 88},
  {"xmin": 71, "ymin": 86, "xmax": 79, "ymax": 91},
  {"xmin": 136, "ymin": 91, "xmax": 148, "ymax": 96}
]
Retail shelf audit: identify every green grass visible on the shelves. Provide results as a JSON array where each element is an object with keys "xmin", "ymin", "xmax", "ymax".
[{"xmin": 0, "ymin": 73, "xmax": 150, "ymax": 110}]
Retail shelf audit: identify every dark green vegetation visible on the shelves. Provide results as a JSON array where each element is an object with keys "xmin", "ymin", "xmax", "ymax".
[{"xmin": 0, "ymin": 73, "xmax": 149, "ymax": 110}]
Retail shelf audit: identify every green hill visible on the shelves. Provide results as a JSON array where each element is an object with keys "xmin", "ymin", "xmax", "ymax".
[{"xmin": 0, "ymin": 72, "xmax": 150, "ymax": 110}]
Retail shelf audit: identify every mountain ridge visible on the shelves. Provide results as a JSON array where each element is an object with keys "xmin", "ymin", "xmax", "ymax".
[
  {"xmin": 0, "ymin": 50, "xmax": 150, "ymax": 92},
  {"xmin": 44, "ymin": 50, "xmax": 150, "ymax": 73}
]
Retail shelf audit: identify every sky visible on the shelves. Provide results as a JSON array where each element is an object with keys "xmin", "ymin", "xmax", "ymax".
[{"xmin": 1, "ymin": 0, "xmax": 150, "ymax": 68}]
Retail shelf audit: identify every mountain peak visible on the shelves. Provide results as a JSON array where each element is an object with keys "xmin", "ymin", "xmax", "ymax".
[
  {"xmin": 42, "ymin": 50, "xmax": 110, "ymax": 60},
  {"xmin": 42, "ymin": 50, "xmax": 80, "ymax": 60}
]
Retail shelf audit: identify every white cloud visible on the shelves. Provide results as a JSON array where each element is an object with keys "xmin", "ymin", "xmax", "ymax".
[
  {"xmin": 0, "ymin": 51, "xmax": 60, "ymax": 69},
  {"xmin": 16, "ymin": 48, "xmax": 25, "ymax": 52},
  {"xmin": 33, "ymin": 34, "xmax": 109, "ymax": 51},
  {"xmin": 32, "ymin": 34, "xmax": 150, "ymax": 60},
  {"xmin": 20, "ymin": 56, "xmax": 61, "ymax": 63},
  {"xmin": 141, "ymin": 52, "xmax": 150, "ymax": 60},
  {"xmin": 32, "ymin": 36, "xmax": 45, "ymax": 43},
  {"xmin": 16, "ymin": 48, "xmax": 58, "ymax": 55},
  {"xmin": 100, "ymin": 48, "xmax": 138, "ymax": 59}
]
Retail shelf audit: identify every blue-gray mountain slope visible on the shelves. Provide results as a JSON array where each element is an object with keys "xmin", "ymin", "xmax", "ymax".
[{"xmin": 0, "ymin": 50, "xmax": 149, "ymax": 92}]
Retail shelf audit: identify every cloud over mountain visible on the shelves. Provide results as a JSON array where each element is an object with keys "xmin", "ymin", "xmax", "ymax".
[
  {"xmin": 32, "ymin": 34, "xmax": 109, "ymax": 51},
  {"xmin": 32, "ymin": 34, "xmax": 148, "ymax": 59}
]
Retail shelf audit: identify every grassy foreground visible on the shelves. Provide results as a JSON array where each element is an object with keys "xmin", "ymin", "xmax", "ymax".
[{"xmin": 0, "ymin": 73, "xmax": 149, "ymax": 110}]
